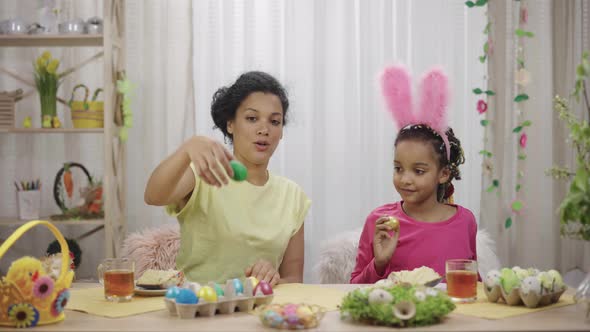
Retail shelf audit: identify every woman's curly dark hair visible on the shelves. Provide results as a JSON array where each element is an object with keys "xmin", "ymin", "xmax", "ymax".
[
  {"xmin": 394, "ymin": 125, "xmax": 465, "ymax": 202},
  {"xmin": 211, "ymin": 71, "xmax": 289, "ymax": 142}
]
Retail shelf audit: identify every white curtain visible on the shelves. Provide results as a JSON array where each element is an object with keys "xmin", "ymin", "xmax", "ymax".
[
  {"xmin": 192, "ymin": 0, "xmax": 486, "ymax": 282},
  {"xmin": 483, "ymin": 0, "xmax": 590, "ymax": 276}
]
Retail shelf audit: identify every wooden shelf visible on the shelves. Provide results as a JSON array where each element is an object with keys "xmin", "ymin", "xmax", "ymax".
[
  {"xmin": 3, "ymin": 128, "xmax": 104, "ymax": 134},
  {"xmin": 0, "ymin": 217, "xmax": 105, "ymax": 226},
  {"xmin": 0, "ymin": 35, "xmax": 103, "ymax": 47}
]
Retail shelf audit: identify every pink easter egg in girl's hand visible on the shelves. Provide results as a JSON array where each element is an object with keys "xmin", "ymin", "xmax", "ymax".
[{"xmin": 253, "ymin": 280, "xmax": 273, "ymax": 296}]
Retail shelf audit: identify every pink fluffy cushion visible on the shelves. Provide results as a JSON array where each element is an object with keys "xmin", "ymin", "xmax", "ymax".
[{"xmin": 120, "ymin": 223, "xmax": 180, "ymax": 277}]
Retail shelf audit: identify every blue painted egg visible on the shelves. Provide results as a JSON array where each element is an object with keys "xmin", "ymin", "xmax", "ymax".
[
  {"xmin": 165, "ymin": 286, "xmax": 181, "ymax": 299},
  {"xmin": 233, "ymin": 278, "xmax": 244, "ymax": 295},
  {"xmin": 175, "ymin": 288, "xmax": 198, "ymax": 304}
]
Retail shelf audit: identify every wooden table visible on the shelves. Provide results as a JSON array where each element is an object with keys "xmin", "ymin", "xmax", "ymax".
[{"xmin": 28, "ymin": 284, "xmax": 589, "ymax": 331}]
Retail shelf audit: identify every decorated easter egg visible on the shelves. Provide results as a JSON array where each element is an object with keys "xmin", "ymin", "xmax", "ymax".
[
  {"xmin": 383, "ymin": 216, "xmax": 400, "ymax": 231},
  {"xmin": 513, "ymin": 266, "xmax": 529, "ymax": 280},
  {"xmin": 527, "ymin": 268, "xmax": 540, "ymax": 276},
  {"xmin": 375, "ymin": 279, "xmax": 395, "ymax": 288},
  {"xmin": 230, "ymin": 160, "xmax": 248, "ymax": 181},
  {"xmin": 500, "ymin": 268, "xmax": 519, "ymax": 293},
  {"xmin": 414, "ymin": 290, "xmax": 426, "ymax": 301},
  {"xmin": 368, "ymin": 289, "xmax": 393, "ymax": 304},
  {"xmin": 183, "ymin": 281, "xmax": 201, "ymax": 295},
  {"xmin": 248, "ymin": 276, "xmax": 259, "ymax": 289},
  {"xmin": 254, "ymin": 280, "xmax": 273, "ymax": 296},
  {"xmin": 484, "ymin": 269, "xmax": 501, "ymax": 288},
  {"xmin": 165, "ymin": 286, "xmax": 181, "ymax": 299},
  {"xmin": 520, "ymin": 276, "xmax": 541, "ymax": 296},
  {"xmin": 176, "ymin": 288, "xmax": 198, "ymax": 304},
  {"xmin": 263, "ymin": 310, "xmax": 284, "ymax": 328},
  {"xmin": 537, "ymin": 271, "xmax": 552, "ymax": 291},
  {"xmin": 232, "ymin": 278, "xmax": 244, "ymax": 295},
  {"xmin": 547, "ymin": 269, "xmax": 565, "ymax": 290},
  {"xmin": 197, "ymin": 286, "xmax": 218, "ymax": 302},
  {"xmin": 212, "ymin": 283, "xmax": 225, "ymax": 297},
  {"xmin": 296, "ymin": 304, "xmax": 313, "ymax": 317},
  {"xmin": 425, "ymin": 288, "xmax": 439, "ymax": 297}
]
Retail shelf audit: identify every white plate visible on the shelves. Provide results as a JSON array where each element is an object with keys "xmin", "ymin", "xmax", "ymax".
[{"xmin": 135, "ymin": 286, "xmax": 167, "ymax": 297}]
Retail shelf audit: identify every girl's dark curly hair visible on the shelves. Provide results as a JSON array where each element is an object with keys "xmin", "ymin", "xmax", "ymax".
[
  {"xmin": 211, "ymin": 71, "xmax": 289, "ymax": 142},
  {"xmin": 394, "ymin": 125, "xmax": 465, "ymax": 202}
]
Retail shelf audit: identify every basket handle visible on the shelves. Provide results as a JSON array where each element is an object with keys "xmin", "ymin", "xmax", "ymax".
[
  {"xmin": 68, "ymin": 84, "xmax": 90, "ymax": 110},
  {"xmin": 91, "ymin": 88, "xmax": 103, "ymax": 101},
  {"xmin": 0, "ymin": 220, "xmax": 70, "ymax": 285}
]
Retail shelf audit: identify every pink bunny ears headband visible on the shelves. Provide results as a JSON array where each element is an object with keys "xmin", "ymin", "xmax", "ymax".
[{"xmin": 380, "ymin": 65, "xmax": 451, "ymax": 161}]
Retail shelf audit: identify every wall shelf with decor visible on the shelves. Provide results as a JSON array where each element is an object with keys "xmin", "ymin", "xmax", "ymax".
[{"xmin": 0, "ymin": 0, "xmax": 127, "ymax": 259}]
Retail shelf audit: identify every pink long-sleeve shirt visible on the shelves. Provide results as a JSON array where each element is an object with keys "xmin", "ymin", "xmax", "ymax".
[{"xmin": 350, "ymin": 201, "xmax": 477, "ymax": 284}]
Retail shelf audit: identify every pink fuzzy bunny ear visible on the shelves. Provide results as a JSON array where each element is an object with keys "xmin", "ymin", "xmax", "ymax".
[
  {"xmin": 416, "ymin": 67, "xmax": 451, "ymax": 159},
  {"xmin": 416, "ymin": 67, "xmax": 449, "ymax": 134},
  {"xmin": 380, "ymin": 65, "xmax": 415, "ymax": 129}
]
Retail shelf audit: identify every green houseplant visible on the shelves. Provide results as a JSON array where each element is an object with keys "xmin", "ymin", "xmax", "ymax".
[{"xmin": 547, "ymin": 51, "xmax": 590, "ymax": 240}]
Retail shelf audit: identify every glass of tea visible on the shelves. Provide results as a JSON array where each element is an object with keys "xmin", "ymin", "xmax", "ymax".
[
  {"xmin": 97, "ymin": 258, "xmax": 135, "ymax": 302},
  {"xmin": 445, "ymin": 259, "xmax": 478, "ymax": 303}
]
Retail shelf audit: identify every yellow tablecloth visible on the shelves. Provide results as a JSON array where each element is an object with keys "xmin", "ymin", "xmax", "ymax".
[
  {"xmin": 68, "ymin": 288, "xmax": 166, "ymax": 318},
  {"xmin": 453, "ymin": 283, "xmax": 575, "ymax": 320},
  {"xmin": 272, "ymin": 283, "xmax": 347, "ymax": 311}
]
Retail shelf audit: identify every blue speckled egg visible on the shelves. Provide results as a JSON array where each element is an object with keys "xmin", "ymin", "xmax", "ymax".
[
  {"xmin": 165, "ymin": 286, "xmax": 181, "ymax": 299},
  {"xmin": 175, "ymin": 288, "xmax": 199, "ymax": 304},
  {"xmin": 233, "ymin": 278, "xmax": 244, "ymax": 295}
]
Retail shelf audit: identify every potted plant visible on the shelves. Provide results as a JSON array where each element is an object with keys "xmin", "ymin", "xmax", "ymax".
[
  {"xmin": 547, "ymin": 51, "xmax": 590, "ymax": 240},
  {"xmin": 33, "ymin": 51, "xmax": 63, "ymax": 128}
]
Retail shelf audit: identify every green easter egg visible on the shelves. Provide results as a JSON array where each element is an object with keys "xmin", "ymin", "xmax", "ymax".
[{"xmin": 230, "ymin": 160, "xmax": 248, "ymax": 181}]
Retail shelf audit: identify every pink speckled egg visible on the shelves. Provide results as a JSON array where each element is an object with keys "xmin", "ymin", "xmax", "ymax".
[{"xmin": 253, "ymin": 280, "xmax": 273, "ymax": 296}]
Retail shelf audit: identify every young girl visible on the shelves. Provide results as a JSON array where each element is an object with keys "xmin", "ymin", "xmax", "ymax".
[
  {"xmin": 350, "ymin": 65, "xmax": 477, "ymax": 284},
  {"xmin": 144, "ymin": 71, "xmax": 311, "ymax": 286}
]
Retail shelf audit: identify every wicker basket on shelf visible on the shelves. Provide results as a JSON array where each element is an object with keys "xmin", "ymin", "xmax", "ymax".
[{"xmin": 69, "ymin": 84, "xmax": 103, "ymax": 128}]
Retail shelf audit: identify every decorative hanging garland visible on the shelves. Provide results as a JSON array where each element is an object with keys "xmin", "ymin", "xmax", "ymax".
[{"xmin": 466, "ymin": 0, "xmax": 534, "ymax": 230}]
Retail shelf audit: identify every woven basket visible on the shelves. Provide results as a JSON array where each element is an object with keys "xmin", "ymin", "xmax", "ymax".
[
  {"xmin": 0, "ymin": 220, "xmax": 74, "ymax": 328},
  {"xmin": 70, "ymin": 84, "xmax": 103, "ymax": 128}
]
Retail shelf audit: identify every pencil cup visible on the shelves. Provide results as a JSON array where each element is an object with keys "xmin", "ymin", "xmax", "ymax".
[{"xmin": 17, "ymin": 190, "xmax": 41, "ymax": 220}]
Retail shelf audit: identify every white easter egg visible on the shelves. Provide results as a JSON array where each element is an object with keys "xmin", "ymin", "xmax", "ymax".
[
  {"xmin": 520, "ymin": 276, "xmax": 541, "ymax": 295},
  {"xmin": 368, "ymin": 289, "xmax": 393, "ymax": 305},
  {"xmin": 414, "ymin": 290, "xmax": 426, "ymax": 301},
  {"xmin": 484, "ymin": 270, "xmax": 501, "ymax": 288},
  {"xmin": 375, "ymin": 279, "xmax": 395, "ymax": 288}
]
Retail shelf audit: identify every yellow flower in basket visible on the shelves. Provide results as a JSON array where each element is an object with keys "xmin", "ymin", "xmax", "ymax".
[{"xmin": 0, "ymin": 221, "xmax": 74, "ymax": 328}]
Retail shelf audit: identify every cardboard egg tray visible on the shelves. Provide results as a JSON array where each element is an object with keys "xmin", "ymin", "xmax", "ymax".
[
  {"xmin": 165, "ymin": 279, "xmax": 274, "ymax": 319},
  {"xmin": 484, "ymin": 285, "xmax": 566, "ymax": 308}
]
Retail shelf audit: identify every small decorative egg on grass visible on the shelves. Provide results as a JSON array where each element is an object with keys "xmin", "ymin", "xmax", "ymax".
[
  {"xmin": 176, "ymin": 288, "xmax": 199, "ymax": 304},
  {"xmin": 368, "ymin": 289, "xmax": 393, "ymax": 305},
  {"xmin": 165, "ymin": 286, "xmax": 181, "ymax": 300},
  {"xmin": 230, "ymin": 160, "xmax": 248, "ymax": 181}
]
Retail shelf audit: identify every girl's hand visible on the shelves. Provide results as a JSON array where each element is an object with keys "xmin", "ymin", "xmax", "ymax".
[
  {"xmin": 245, "ymin": 259, "xmax": 280, "ymax": 287},
  {"xmin": 182, "ymin": 136, "xmax": 234, "ymax": 187},
  {"xmin": 373, "ymin": 216, "xmax": 400, "ymax": 271}
]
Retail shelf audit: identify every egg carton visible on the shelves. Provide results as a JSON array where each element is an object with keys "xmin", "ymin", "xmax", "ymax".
[
  {"xmin": 165, "ymin": 279, "xmax": 274, "ymax": 319},
  {"xmin": 484, "ymin": 285, "xmax": 566, "ymax": 308}
]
